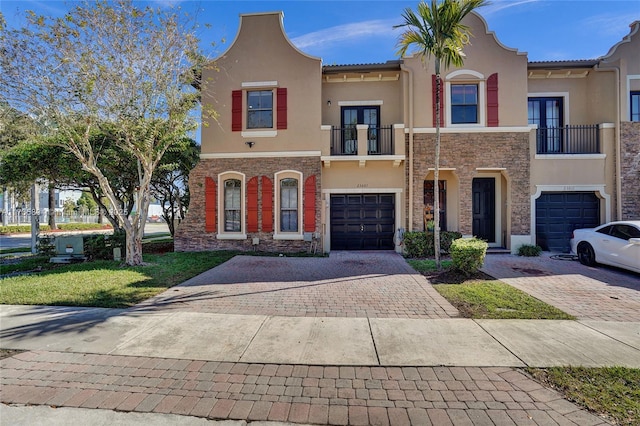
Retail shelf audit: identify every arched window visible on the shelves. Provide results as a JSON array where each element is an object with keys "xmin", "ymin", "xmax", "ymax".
[
  {"xmin": 274, "ymin": 170, "xmax": 303, "ymax": 240},
  {"xmin": 280, "ymin": 178, "xmax": 299, "ymax": 232},
  {"xmin": 224, "ymin": 179, "xmax": 242, "ymax": 232},
  {"xmin": 217, "ymin": 171, "xmax": 246, "ymax": 239}
]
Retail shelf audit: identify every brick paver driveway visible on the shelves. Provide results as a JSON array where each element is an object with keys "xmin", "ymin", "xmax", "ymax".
[
  {"xmin": 482, "ymin": 253, "xmax": 640, "ymax": 321},
  {"xmin": 135, "ymin": 251, "xmax": 458, "ymax": 319}
]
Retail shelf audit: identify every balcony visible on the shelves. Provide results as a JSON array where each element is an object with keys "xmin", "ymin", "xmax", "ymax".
[
  {"xmin": 330, "ymin": 125, "xmax": 394, "ymax": 156},
  {"xmin": 321, "ymin": 124, "xmax": 405, "ymax": 168},
  {"xmin": 536, "ymin": 125, "xmax": 600, "ymax": 154}
]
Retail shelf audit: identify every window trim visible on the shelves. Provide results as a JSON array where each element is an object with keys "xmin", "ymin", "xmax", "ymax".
[
  {"xmin": 274, "ymin": 170, "xmax": 304, "ymax": 240},
  {"xmin": 445, "ymin": 70, "xmax": 485, "ymax": 127},
  {"xmin": 217, "ymin": 171, "xmax": 247, "ymax": 239}
]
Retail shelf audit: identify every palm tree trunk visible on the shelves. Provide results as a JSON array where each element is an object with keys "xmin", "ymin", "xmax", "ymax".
[{"xmin": 434, "ymin": 60, "xmax": 442, "ymax": 269}]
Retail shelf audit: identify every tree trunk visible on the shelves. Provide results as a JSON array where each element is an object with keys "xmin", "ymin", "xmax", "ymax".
[
  {"xmin": 48, "ymin": 183, "xmax": 57, "ymax": 229},
  {"xmin": 434, "ymin": 63, "xmax": 442, "ymax": 269}
]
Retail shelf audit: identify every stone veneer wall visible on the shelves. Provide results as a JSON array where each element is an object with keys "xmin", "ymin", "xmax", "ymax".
[
  {"xmin": 409, "ymin": 132, "xmax": 530, "ymax": 237},
  {"xmin": 620, "ymin": 122, "xmax": 640, "ymax": 219},
  {"xmin": 175, "ymin": 157, "xmax": 322, "ymax": 252}
]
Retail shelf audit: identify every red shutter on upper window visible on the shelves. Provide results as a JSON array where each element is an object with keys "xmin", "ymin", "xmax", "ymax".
[
  {"xmin": 304, "ymin": 175, "xmax": 316, "ymax": 232},
  {"xmin": 487, "ymin": 73, "xmax": 499, "ymax": 127},
  {"xmin": 432, "ymin": 74, "xmax": 444, "ymax": 127},
  {"xmin": 261, "ymin": 176, "xmax": 273, "ymax": 232},
  {"xmin": 205, "ymin": 177, "xmax": 216, "ymax": 232},
  {"xmin": 232, "ymin": 90, "xmax": 242, "ymax": 131},
  {"xmin": 276, "ymin": 88, "xmax": 287, "ymax": 130},
  {"xmin": 247, "ymin": 177, "xmax": 259, "ymax": 233}
]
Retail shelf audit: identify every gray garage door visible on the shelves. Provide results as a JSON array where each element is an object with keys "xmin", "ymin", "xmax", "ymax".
[
  {"xmin": 535, "ymin": 192, "xmax": 600, "ymax": 252},
  {"xmin": 330, "ymin": 194, "xmax": 395, "ymax": 250}
]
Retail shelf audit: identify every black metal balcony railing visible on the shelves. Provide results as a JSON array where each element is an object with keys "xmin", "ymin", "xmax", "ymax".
[
  {"xmin": 536, "ymin": 124, "xmax": 600, "ymax": 154},
  {"xmin": 368, "ymin": 125, "xmax": 394, "ymax": 155},
  {"xmin": 330, "ymin": 125, "xmax": 394, "ymax": 156}
]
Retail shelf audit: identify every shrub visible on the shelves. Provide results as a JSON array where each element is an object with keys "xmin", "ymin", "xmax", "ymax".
[
  {"xmin": 403, "ymin": 231, "xmax": 464, "ymax": 258},
  {"xmin": 36, "ymin": 235, "xmax": 56, "ymax": 256},
  {"xmin": 517, "ymin": 244, "xmax": 542, "ymax": 257},
  {"xmin": 83, "ymin": 230, "xmax": 125, "ymax": 260},
  {"xmin": 450, "ymin": 238, "xmax": 488, "ymax": 276}
]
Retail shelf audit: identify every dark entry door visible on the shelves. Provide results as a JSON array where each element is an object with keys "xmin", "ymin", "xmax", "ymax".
[
  {"xmin": 330, "ymin": 194, "xmax": 395, "ymax": 250},
  {"xmin": 472, "ymin": 178, "xmax": 495, "ymax": 243}
]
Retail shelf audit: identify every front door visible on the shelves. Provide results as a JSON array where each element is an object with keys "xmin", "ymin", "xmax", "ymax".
[{"xmin": 472, "ymin": 178, "xmax": 495, "ymax": 243}]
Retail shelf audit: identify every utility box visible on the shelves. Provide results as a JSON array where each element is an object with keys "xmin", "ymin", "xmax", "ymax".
[{"xmin": 50, "ymin": 236, "xmax": 86, "ymax": 263}]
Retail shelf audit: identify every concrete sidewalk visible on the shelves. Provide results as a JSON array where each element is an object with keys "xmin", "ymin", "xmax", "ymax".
[{"xmin": 2, "ymin": 305, "xmax": 639, "ymax": 368}]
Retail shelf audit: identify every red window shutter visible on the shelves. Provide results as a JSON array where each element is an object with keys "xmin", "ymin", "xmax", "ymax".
[
  {"xmin": 276, "ymin": 87, "xmax": 287, "ymax": 130},
  {"xmin": 232, "ymin": 90, "xmax": 242, "ymax": 131},
  {"xmin": 247, "ymin": 177, "xmax": 259, "ymax": 232},
  {"xmin": 261, "ymin": 176, "xmax": 273, "ymax": 232},
  {"xmin": 205, "ymin": 177, "xmax": 216, "ymax": 232},
  {"xmin": 304, "ymin": 175, "xmax": 316, "ymax": 232},
  {"xmin": 487, "ymin": 73, "xmax": 499, "ymax": 127},
  {"xmin": 432, "ymin": 74, "xmax": 444, "ymax": 127}
]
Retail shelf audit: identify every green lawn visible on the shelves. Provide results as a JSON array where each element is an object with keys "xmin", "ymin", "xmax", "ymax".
[
  {"xmin": 0, "ymin": 251, "xmax": 236, "ymax": 308},
  {"xmin": 406, "ymin": 258, "xmax": 453, "ymax": 273},
  {"xmin": 434, "ymin": 280, "xmax": 575, "ymax": 319},
  {"xmin": 527, "ymin": 367, "xmax": 640, "ymax": 426}
]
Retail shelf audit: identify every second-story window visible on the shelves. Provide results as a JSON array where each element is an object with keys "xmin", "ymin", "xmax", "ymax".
[
  {"xmin": 451, "ymin": 84, "xmax": 478, "ymax": 124},
  {"xmin": 631, "ymin": 91, "xmax": 640, "ymax": 122},
  {"xmin": 529, "ymin": 97, "xmax": 563, "ymax": 153},
  {"xmin": 247, "ymin": 90, "xmax": 273, "ymax": 129}
]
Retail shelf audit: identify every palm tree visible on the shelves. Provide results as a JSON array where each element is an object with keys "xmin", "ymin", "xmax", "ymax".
[{"xmin": 396, "ymin": 0, "xmax": 488, "ymax": 268}]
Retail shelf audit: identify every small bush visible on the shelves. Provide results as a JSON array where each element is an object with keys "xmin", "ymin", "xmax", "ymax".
[
  {"xmin": 517, "ymin": 244, "xmax": 542, "ymax": 257},
  {"xmin": 36, "ymin": 235, "xmax": 56, "ymax": 256},
  {"xmin": 403, "ymin": 231, "xmax": 463, "ymax": 258},
  {"xmin": 450, "ymin": 238, "xmax": 488, "ymax": 276},
  {"xmin": 83, "ymin": 230, "xmax": 125, "ymax": 260}
]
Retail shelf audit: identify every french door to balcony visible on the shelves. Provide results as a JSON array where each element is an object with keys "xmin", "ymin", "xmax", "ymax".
[
  {"xmin": 341, "ymin": 106, "xmax": 380, "ymax": 154},
  {"xmin": 528, "ymin": 97, "xmax": 563, "ymax": 153}
]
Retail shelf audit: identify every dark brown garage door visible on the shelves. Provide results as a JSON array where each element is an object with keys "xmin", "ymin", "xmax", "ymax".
[
  {"xmin": 330, "ymin": 194, "xmax": 395, "ymax": 250},
  {"xmin": 536, "ymin": 192, "xmax": 600, "ymax": 252}
]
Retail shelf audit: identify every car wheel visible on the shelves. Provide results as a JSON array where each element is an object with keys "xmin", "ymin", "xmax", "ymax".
[{"xmin": 577, "ymin": 243, "xmax": 596, "ymax": 266}]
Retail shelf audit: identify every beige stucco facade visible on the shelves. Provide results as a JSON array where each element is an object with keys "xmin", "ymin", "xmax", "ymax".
[{"xmin": 175, "ymin": 11, "xmax": 640, "ymax": 255}]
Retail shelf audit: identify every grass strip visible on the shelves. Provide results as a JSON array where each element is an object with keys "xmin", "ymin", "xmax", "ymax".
[
  {"xmin": 0, "ymin": 251, "xmax": 236, "ymax": 308},
  {"xmin": 434, "ymin": 280, "xmax": 575, "ymax": 319},
  {"xmin": 527, "ymin": 367, "xmax": 640, "ymax": 426},
  {"xmin": 406, "ymin": 259, "xmax": 453, "ymax": 273}
]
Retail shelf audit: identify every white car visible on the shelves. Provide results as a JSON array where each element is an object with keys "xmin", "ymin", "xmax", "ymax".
[{"xmin": 570, "ymin": 221, "xmax": 640, "ymax": 273}]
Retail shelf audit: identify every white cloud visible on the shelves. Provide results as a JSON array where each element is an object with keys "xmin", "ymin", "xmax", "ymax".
[
  {"xmin": 481, "ymin": 0, "xmax": 540, "ymax": 16},
  {"xmin": 582, "ymin": 13, "xmax": 638, "ymax": 36},
  {"xmin": 291, "ymin": 19, "xmax": 399, "ymax": 50}
]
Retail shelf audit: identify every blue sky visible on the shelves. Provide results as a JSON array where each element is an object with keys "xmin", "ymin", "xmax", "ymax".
[{"xmin": 2, "ymin": 1, "xmax": 638, "ymax": 64}]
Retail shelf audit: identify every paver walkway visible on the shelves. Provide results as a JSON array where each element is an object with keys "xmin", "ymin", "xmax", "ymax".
[
  {"xmin": 482, "ymin": 253, "xmax": 640, "ymax": 321},
  {"xmin": 1, "ymin": 350, "xmax": 610, "ymax": 425},
  {"xmin": 134, "ymin": 252, "xmax": 458, "ymax": 319}
]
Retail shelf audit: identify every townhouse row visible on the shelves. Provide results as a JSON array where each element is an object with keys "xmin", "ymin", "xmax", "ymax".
[{"xmin": 175, "ymin": 11, "xmax": 640, "ymax": 254}]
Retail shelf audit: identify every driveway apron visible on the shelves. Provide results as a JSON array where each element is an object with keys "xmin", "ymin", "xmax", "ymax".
[
  {"xmin": 482, "ymin": 252, "xmax": 640, "ymax": 321},
  {"xmin": 133, "ymin": 252, "xmax": 458, "ymax": 319}
]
